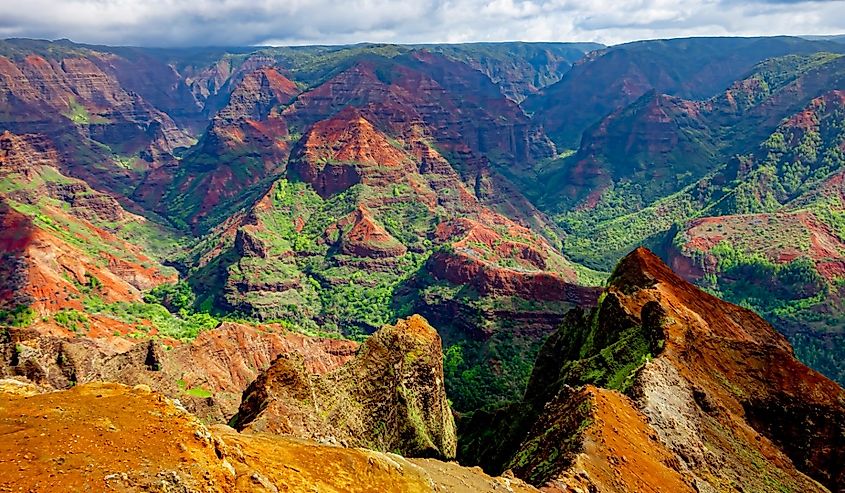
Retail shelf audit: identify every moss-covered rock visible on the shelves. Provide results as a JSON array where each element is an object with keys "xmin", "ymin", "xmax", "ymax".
[{"xmin": 233, "ymin": 314, "xmax": 457, "ymax": 459}]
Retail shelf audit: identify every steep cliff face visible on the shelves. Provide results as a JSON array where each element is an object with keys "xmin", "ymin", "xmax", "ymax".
[
  {"xmin": 510, "ymin": 385, "xmax": 694, "ymax": 493},
  {"xmin": 547, "ymin": 92, "xmax": 716, "ymax": 211},
  {"xmin": 653, "ymin": 85, "xmax": 845, "ymax": 387},
  {"xmin": 0, "ymin": 53, "xmax": 190, "ymax": 147},
  {"xmin": 0, "ymin": 205, "xmax": 171, "ymax": 318},
  {"xmin": 337, "ymin": 206, "xmax": 408, "ymax": 258},
  {"xmin": 541, "ymin": 53, "xmax": 845, "ymax": 283},
  {"xmin": 282, "ymin": 53, "xmax": 549, "ymax": 166},
  {"xmin": 0, "ymin": 46, "xmax": 197, "ymax": 198},
  {"xmin": 273, "ymin": 52, "xmax": 562, "ymax": 237},
  {"xmin": 424, "ymin": 42, "xmax": 603, "ymax": 103},
  {"xmin": 0, "ymin": 382, "xmax": 539, "ymax": 493},
  {"xmin": 462, "ymin": 248, "xmax": 845, "ymax": 492},
  {"xmin": 427, "ymin": 218, "xmax": 600, "ymax": 305},
  {"xmin": 234, "ymin": 315, "xmax": 457, "ymax": 459}
]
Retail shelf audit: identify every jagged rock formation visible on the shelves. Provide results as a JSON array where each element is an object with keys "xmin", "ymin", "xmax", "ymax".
[
  {"xmin": 1, "ymin": 322, "xmax": 358, "ymax": 421},
  {"xmin": 337, "ymin": 206, "xmax": 408, "ymax": 258},
  {"xmin": 0, "ymin": 382, "xmax": 539, "ymax": 493},
  {"xmin": 233, "ymin": 315, "xmax": 457, "ymax": 459},
  {"xmin": 461, "ymin": 247, "xmax": 845, "ymax": 492}
]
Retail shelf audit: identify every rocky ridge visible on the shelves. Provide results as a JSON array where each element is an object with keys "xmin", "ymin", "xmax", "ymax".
[
  {"xmin": 461, "ymin": 247, "xmax": 845, "ymax": 492},
  {"xmin": 1, "ymin": 321, "xmax": 358, "ymax": 421}
]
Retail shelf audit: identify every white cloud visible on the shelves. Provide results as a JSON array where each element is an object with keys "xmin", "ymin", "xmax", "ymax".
[{"xmin": 0, "ymin": 0, "xmax": 842, "ymax": 47}]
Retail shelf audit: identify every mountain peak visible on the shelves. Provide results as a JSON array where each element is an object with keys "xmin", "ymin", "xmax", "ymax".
[
  {"xmin": 300, "ymin": 108, "xmax": 408, "ymax": 169},
  {"xmin": 608, "ymin": 246, "xmax": 671, "ymax": 287}
]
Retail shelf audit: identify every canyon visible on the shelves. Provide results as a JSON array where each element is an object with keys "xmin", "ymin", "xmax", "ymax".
[{"xmin": 2, "ymin": 35, "xmax": 845, "ymax": 492}]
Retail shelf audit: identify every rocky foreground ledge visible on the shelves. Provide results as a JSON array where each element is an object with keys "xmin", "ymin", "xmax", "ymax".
[{"xmin": 0, "ymin": 381, "xmax": 538, "ymax": 493}]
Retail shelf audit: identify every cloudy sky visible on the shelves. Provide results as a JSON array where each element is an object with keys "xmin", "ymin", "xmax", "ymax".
[{"xmin": 0, "ymin": 0, "xmax": 843, "ymax": 47}]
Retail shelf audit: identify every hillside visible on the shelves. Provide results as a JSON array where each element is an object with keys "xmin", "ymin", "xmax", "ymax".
[
  {"xmin": 526, "ymin": 36, "xmax": 845, "ymax": 149},
  {"xmin": 519, "ymin": 50, "xmax": 845, "ymax": 388}
]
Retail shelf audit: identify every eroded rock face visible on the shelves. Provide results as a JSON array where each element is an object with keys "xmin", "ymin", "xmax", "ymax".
[
  {"xmin": 0, "ymin": 54, "xmax": 192, "ymax": 147},
  {"xmin": 135, "ymin": 68, "xmax": 300, "ymax": 232},
  {"xmin": 427, "ymin": 250, "xmax": 598, "ymax": 304},
  {"xmin": 214, "ymin": 108, "xmax": 583, "ymax": 330},
  {"xmin": 461, "ymin": 247, "xmax": 845, "ymax": 492},
  {"xmin": 0, "ymin": 322, "xmax": 358, "ymax": 421},
  {"xmin": 0, "ymin": 382, "xmax": 538, "ymax": 493},
  {"xmin": 288, "ymin": 108, "xmax": 417, "ymax": 198},
  {"xmin": 0, "ymin": 133, "xmax": 178, "ymax": 324},
  {"xmin": 426, "ymin": 218, "xmax": 600, "ymax": 304},
  {"xmin": 282, "ymin": 54, "xmax": 547, "ymax": 167},
  {"xmin": 234, "ymin": 315, "xmax": 458, "ymax": 459},
  {"xmin": 0, "ymin": 52, "xmax": 195, "ymax": 199},
  {"xmin": 510, "ymin": 385, "xmax": 694, "ymax": 493},
  {"xmin": 337, "ymin": 207, "xmax": 407, "ymax": 258}
]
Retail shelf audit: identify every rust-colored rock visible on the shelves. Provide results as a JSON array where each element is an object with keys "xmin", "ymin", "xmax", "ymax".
[
  {"xmin": 336, "ymin": 206, "xmax": 407, "ymax": 258},
  {"xmin": 463, "ymin": 247, "xmax": 845, "ymax": 492},
  {"xmin": 0, "ymin": 203, "xmax": 173, "ymax": 322},
  {"xmin": 234, "ymin": 315, "xmax": 458, "ymax": 459},
  {"xmin": 288, "ymin": 108, "xmax": 416, "ymax": 198},
  {"xmin": 0, "ymin": 382, "xmax": 539, "ymax": 493},
  {"xmin": 1, "ymin": 322, "xmax": 358, "ymax": 421},
  {"xmin": 0, "ymin": 133, "xmax": 177, "ymax": 323},
  {"xmin": 511, "ymin": 385, "xmax": 694, "ymax": 493},
  {"xmin": 427, "ymin": 218, "xmax": 600, "ymax": 305}
]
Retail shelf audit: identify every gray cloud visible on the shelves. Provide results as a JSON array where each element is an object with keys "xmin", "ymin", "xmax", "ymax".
[{"xmin": 0, "ymin": 0, "xmax": 842, "ymax": 47}]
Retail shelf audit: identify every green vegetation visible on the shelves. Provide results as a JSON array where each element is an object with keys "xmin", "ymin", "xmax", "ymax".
[
  {"xmin": 200, "ymin": 179, "xmax": 441, "ymax": 337},
  {"xmin": 62, "ymin": 97, "xmax": 110, "ymax": 125},
  {"xmin": 687, "ymin": 239, "xmax": 845, "ymax": 387},
  {"xmin": 788, "ymin": 331, "xmax": 845, "ymax": 387},
  {"xmin": 704, "ymin": 241, "xmax": 824, "ymax": 306},
  {"xmin": 84, "ymin": 291, "xmax": 219, "ymax": 342},
  {"xmin": 53, "ymin": 309, "xmax": 90, "ymax": 333},
  {"xmin": 413, "ymin": 272, "xmax": 579, "ymax": 410},
  {"xmin": 443, "ymin": 330, "xmax": 547, "ymax": 412},
  {"xmin": 3, "ymin": 178, "xmax": 182, "ymax": 279},
  {"xmin": 558, "ymin": 181, "xmax": 709, "ymax": 269},
  {"xmin": 63, "ymin": 97, "xmax": 91, "ymax": 124},
  {"xmin": 145, "ymin": 281, "xmax": 196, "ymax": 313},
  {"xmin": 554, "ymin": 298, "xmax": 655, "ymax": 394},
  {"xmin": 184, "ymin": 386, "xmax": 213, "ymax": 398},
  {"xmin": 0, "ymin": 305, "xmax": 36, "ymax": 327},
  {"xmin": 176, "ymin": 379, "xmax": 214, "ymax": 398}
]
